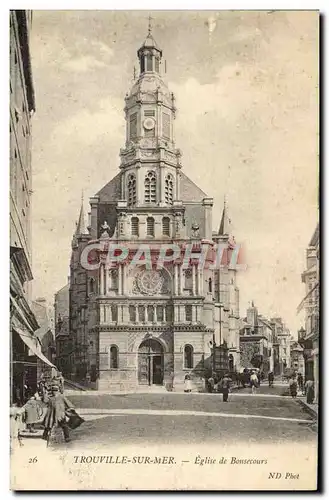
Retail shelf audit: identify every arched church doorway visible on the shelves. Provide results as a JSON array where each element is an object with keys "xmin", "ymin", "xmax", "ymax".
[{"xmin": 138, "ymin": 339, "xmax": 164, "ymax": 386}]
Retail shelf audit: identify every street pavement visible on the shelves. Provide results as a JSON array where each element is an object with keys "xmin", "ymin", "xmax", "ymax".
[
  {"xmin": 16, "ymin": 383, "xmax": 317, "ymax": 451},
  {"xmin": 42, "ymin": 383, "xmax": 315, "ymax": 449}
]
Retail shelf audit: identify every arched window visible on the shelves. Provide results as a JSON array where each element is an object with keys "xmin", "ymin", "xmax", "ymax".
[
  {"xmin": 147, "ymin": 305, "xmax": 154, "ymax": 322},
  {"xmin": 127, "ymin": 174, "xmax": 136, "ymax": 206},
  {"xmin": 109, "ymin": 269, "xmax": 118, "ymax": 291},
  {"xmin": 155, "ymin": 57, "xmax": 160, "ymax": 73},
  {"xmin": 156, "ymin": 305, "xmax": 164, "ymax": 322},
  {"xmin": 111, "ymin": 305, "xmax": 118, "ymax": 322},
  {"xmin": 138, "ymin": 305, "xmax": 145, "ymax": 322},
  {"xmin": 184, "ymin": 269, "xmax": 193, "ymax": 295},
  {"xmin": 146, "ymin": 217, "xmax": 155, "ymax": 237},
  {"xmin": 162, "ymin": 217, "xmax": 170, "ymax": 236},
  {"xmin": 146, "ymin": 54, "xmax": 153, "ymax": 71},
  {"xmin": 131, "ymin": 216, "xmax": 139, "ymax": 237},
  {"xmin": 144, "ymin": 171, "xmax": 156, "ymax": 203},
  {"xmin": 129, "ymin": 305, "xmax": 136, "ymax": 323},
  {"xmin": 184, "ymin": 345, "xmax": 194, "ymax": 369},
  {"xmin": 164, "ymin": 174, "xmax": 174, "ymax": 205},
  {"xmin": 110, "ymin": 345, "xmax": 119, "ymax": 369},
  {"xmin": 165, "ymin": 304, "xmax": 173, "ymax": 322},
  {"xmin": 185, "ymin": 305, "xmax": 192, "ymax": 322}
]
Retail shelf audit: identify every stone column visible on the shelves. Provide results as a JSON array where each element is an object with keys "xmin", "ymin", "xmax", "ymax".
[
  {"xmin": 174, "ymin": 305, "xmax": 179, "ymax": 323},
  {"xmin": 159, "ymin": 164, "xmax": 164, "ymax": 205},
  {"xmin": 118, "ymin": 265, "xmax": 122, "ymax": 295},
  {"xmin": 199, "ymin": 269, "xmax": 203, "ymax": 296},
  {"xmin": 174, "ymin": 265, "xmax": 179, "ymax": 295},
  {"xmin": 175, "ymin": 171, "xmax": 180, "ymax": 201},
  {"xmin": 108, "ymin": 269, "xmax": 112, "ymax": 292},
  {"xmin": 100, "ymin": 264, "xmax": 104, "ymax": 296},
  {"xmin": 179, "ymin": 305, "xmax": 184, "ymax": 323},
  {"xmin": 192, "ymin": 265, "xmax": 196, "ymax": 296},
  {"xmin": 154, "ymin": 306, "xmax": 158, "ymax": 323},
  {"xmin": 136, "ymin": 305, "xmax": 139, "ymax": 323},
  {"xmin": 122, "ymin": 264, "xmax": 126, "ymax": 295},
  {"xmin": 179, "ymin": 266, "xmax": 183, "ymax": 295},
  {"xmin": 104, "ymin": 266, "xmax": 108, "ymax": 295},
  {"xmin": 163, "ymin": 306, "xmax": 167, "ymax": 323}
]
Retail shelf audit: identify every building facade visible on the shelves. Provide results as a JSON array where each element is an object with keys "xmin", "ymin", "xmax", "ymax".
[
  {"xmin": 68, "ymin": 27, "xmax": 240, "ymax": 392},
  {"xmin": 54, "ymin": 282, "xmax": 72, "ymax": 379},
  {"xmin": 298, "ymin": 224, "xmax": 319, "ymax": 402},
  {"xmin": 10, "ymin": 10, "xmax": 39, "ymax": 403},
  {"xmin": 239, "ymin": 303, "xmax": 274, "ymax": 376},
  {"xmin": 290, "ymin": 341, "xmax": 305, "ymax": 376},
  {"xmin": 270, "ymin": 317, "xmax": 291, "ymax": 375},
  {"xmin": 31, "ymin": 298, "xmax": 56, "ymax": 380}
]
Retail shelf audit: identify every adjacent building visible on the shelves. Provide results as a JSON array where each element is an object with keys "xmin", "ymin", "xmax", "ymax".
[
  {"xmin": 239, "ymin": 303, "xmax": 274, "ymax": 376},
  {"xmin": 31, "ymin": 298, "xmax": 56, "ymax": 380},
  {"xmin": 270, "ymin": 317, "xmax": 292, "ymax": 375},
  {"xmin": 66, "ymin": 25, "xmax": 241, "ymax": 392},
  {"xmin": 54, "ymin": 282, "xmax": 72, "ymax": 378},
  {"xmin": 290, "ymin": 341, "xmax": 305, "ymax": 376},
  {"xmin": 298, "ymin": 223, "xmax": 319, "ymax": 402},
  {"xmin": 10, "ymin": 10, "xmax": 39, "ymax": 403}
]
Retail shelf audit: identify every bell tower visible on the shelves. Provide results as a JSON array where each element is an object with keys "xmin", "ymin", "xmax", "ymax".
[{"xmin": 116, "ymin": 18, "xmax": 185, "ymax": 240}]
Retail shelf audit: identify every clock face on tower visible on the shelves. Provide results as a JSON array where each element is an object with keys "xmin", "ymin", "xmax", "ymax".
[
  {"xmin": 143, "ymin": 117, "xmax": 156, "ymax": 130},
  {"xmin": 137, "ymin": 270, "xmax": 164, "ymax": 295}
]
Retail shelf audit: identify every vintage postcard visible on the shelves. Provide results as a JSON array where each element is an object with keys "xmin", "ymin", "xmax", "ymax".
[{"xmin": 10, "ymin": 9, "xmax": 319, "ymax": 490}]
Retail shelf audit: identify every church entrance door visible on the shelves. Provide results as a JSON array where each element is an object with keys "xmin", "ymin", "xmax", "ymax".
[{"xmin": 138, "ymin": 339, "xmax": 164, "ymax": 386}]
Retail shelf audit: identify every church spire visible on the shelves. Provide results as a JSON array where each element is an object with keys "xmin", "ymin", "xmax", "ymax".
[
  {"xmin": 137, "ymin": 15, "xmax": 162, "ymax": 75},
  {"xmin": 218, "ymin": 197, "xmax": 230, "ymax": 236},
  {"xmin": 75, "ymin": 192, "xmax": 88, "ymax": 236}
]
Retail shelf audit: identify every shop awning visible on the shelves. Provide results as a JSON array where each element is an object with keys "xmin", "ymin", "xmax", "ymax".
[{"xmin": 12, "ymin": 323, "xmax": 56, "ymax": 369}]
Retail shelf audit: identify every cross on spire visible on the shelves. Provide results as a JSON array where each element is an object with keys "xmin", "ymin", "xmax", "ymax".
[{"xmin": 148, "ymin": 14, "xmax": 153, "ymax": 35}]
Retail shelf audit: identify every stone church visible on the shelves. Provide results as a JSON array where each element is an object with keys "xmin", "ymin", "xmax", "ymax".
[{"xmin": 68, "ymin": 25, "xmax": 240, "ymax": 391}]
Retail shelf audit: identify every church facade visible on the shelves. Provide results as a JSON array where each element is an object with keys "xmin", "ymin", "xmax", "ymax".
[{"xmin": 68, "ymin": 26, "xmax": 240, "ymax": 392}]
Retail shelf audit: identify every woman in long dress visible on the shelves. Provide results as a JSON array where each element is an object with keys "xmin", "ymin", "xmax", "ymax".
[
  {"xmin": 289, "ymin": 376, "xmax": 298, "ymax": 398},
  {"xmin": 184, "ymin": 374, "xmax": 193, "ymax": 393}
]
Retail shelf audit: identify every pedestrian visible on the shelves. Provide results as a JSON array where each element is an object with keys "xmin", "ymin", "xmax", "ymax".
[
  {"xmin": 297, "ymin": 373, "xmax": 304, "ymax": 393},
  {"xmin": 42, "ymin": 384, "xmax": 74, "ymax": 443},
  {"xmin": 289, "ymin": 376, "xmax": 298, "ymax": 398},
  {"xmin": 250, "ymin": 371, "xmax": 258, "ymax": 394},
  {"xmin": 184, "ymin": 373, "xmax": 192, "ymax": 393},
  {"xmin": 305, "ymin": 378, "xmax": 315, "ymax": 404},
  {"xmin": 220, "ymin": 373, "xmax": 232, "ymax": 402},
  {"xmin": 58, "ymin": 372, "xmax": 65, "ymax": 393},
  {"xmin": 268, "ymin": 372, "xmax": 274, "ymax": 387},
  {"xmin": 23, "ymin": 395, "xmax": 43, "ymax": 433},
  {"xmin": 207, "ymin": 375, "xmax": 215, "ymax": 393},
  {"xmin": 10, "ymin": 402, "xmax": 25, "ymax": 450}
]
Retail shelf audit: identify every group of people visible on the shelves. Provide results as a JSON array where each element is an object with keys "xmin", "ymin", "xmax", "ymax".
[
  {"xmin": 288, "ymin": 372, "xmax": 315, "ymax": 403},
  {"xmin": 10, "ymin": 371, "xmax": 81, "ymax": 448},
  {"xmin": 206, "ymin": 373, "xmax": 232, "ymax": 401}
]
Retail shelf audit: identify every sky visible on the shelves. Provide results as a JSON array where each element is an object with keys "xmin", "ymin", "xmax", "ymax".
[{"xmin": 29, "ymin": 10, "xmax": 318, "ymax": 334}]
